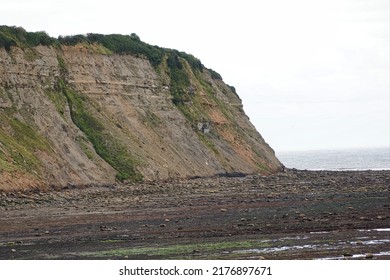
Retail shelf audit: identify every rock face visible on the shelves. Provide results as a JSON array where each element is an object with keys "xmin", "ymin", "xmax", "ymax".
[{"xmin": 0, "ymin": 37, "xmax": 282, "ymax": 190}]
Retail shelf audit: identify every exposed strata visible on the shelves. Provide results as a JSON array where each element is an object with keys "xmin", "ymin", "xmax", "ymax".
[{"xmin": 0, "ymin": 40, "xmax": 282, "ymax": 190}]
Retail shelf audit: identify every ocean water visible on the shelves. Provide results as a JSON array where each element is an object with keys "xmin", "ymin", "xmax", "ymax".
[{"xmin": 276, "ymin": 147, "xmax": 390, "ymax": 171}]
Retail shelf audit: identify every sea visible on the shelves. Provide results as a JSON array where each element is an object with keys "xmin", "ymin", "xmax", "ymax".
[{"xmin": 276, "ymin": 147, "xmax": 390, "ymax": 171}]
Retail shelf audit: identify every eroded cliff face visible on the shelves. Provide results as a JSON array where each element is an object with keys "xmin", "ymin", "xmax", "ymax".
[{"xmin": 0, "ymin": 44, "xmax": 282, "ymax": 190}]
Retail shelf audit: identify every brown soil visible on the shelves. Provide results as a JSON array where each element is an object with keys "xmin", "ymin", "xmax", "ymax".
[{"xmin": 1, "ymin": 169, "xmax": 389, "ymax": 260}]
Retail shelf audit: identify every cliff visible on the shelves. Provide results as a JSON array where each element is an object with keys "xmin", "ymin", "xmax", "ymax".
[{"xmin": 0, "ymin": 26, "xmax": 282, "ymax": 191}]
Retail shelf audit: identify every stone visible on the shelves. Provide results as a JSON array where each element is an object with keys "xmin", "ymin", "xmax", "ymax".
[{"xmin": 365, "ymin": 253, "xmax": 374, "ymax": 259}]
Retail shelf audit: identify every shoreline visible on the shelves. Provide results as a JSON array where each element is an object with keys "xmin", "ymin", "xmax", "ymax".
[
  {"xmin": 1, "ymin": 168, "xmax": 390, "ymax": 194},
  {"xmin": 1, "ymin": 169, "xmax": 389, "ymax": 259}
]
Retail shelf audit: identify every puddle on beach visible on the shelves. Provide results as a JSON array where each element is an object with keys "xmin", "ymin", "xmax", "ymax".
[
  {"xmin": 374, "ymin": 228, "xmax": 390, "ymax": 232},
  {"xmin": 361, "ymin": 239, "xmax": 390, "ymax": 245},
  {"xmin": 229, "ymin": 228, "xmax": 390, "ymax": 259},
  {"xmin": 234, "ymin": 244, "xmax": 320, "ymax": 255},
  {"xmin": 358, "ymin": 228, "xmax": 390, "ymax": 232},
  {"xmin": 317, "ymin": 251, "xmax": 390, "ymax": 260}
]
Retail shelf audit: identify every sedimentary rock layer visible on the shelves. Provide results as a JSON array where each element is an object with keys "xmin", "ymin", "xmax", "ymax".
[{"xmin": 0, "ymin": 43, "xmax": 282, "ymax": 190}]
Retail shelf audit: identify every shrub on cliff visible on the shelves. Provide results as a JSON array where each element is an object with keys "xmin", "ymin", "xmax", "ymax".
[
  {"xmin": 0, "ymin": 26, "xmax": 55, "ymax": 50},
  {"xmin": 1, "ymin": 25, "xmax": 204, "ymax": 74}
]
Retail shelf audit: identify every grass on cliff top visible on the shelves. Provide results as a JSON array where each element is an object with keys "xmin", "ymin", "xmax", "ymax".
[
  {"xmin": 0, "ymin": 25, "xmax": 55, "ymax": 51},
  {"xmin": 57, "ymin": 80, "xmax": 142, "ymax": 182},
  {"xmin": 0, "ymin": 25, "xmax": 211, "ymax": 73}
]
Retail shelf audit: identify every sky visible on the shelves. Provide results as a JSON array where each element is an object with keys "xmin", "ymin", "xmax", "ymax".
[{"xmin": 2, "ymin": 0, "xmax": 389, "ymax": 152}]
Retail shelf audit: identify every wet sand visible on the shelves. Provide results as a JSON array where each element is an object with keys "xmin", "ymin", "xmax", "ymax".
[{"xmin": 0, "ymin": 169, "xmax": 389, "ymax": 259}]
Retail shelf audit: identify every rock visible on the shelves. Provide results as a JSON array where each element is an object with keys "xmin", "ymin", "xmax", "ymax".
[
  {"xmin": 365, "ymin": 253, "xmax": 374, "ymax": 259},
  {"xmin": 159, "ymin": 224, "xmax": 166, "ymax": 228},
  {"xmin": 11, "ymin": 249, "xmax": 16, "ymax": 253},
  {"xmin": 100, "ymin": 225, "xmax": 112, "ymax": 231},
  {"xmin": 164, "ymin": 218, "xmax": 170, "ymax": 222},
  {"xmin": 240, "ymin": 218, "xmax": 247, "ymax": 222},
  {"xmin": 220, "ymin": 208, "xmax": 227, "ymax": 212}
]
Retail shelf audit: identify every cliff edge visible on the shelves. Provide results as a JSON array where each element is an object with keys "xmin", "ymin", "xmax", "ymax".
[{"xmin": 0, "ymin": 26, "xmax": 282, "ymax": 190}]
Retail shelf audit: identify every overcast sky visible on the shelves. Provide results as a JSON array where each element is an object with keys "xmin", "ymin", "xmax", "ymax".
[{"xmin": 2, "ymin": 0, "xmax": 389, "ymax": 152}]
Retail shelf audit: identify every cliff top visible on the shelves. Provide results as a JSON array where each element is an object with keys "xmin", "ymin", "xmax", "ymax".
[{"xmin": 0, "ymin": 25, "xmax": 223, "ymax": 78}]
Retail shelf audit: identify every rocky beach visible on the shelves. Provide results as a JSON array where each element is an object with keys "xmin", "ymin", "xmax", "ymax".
[{"xmin": 1, "ymin": 169, "xmax": 389, "ymax": 260}]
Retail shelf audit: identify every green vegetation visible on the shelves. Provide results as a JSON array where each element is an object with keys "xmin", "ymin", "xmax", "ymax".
[
  {"xmin": 0, "ymin": 25, "xmax": 55, "ymax": 51},
  {"xmin": 57, "ymin": 80, "xmax": 142, "ymax": 182},
  {"xmin": 0, "ymin": 114, "xmax": 50, "ymax": 174},
  {"xmin": 142, "ymin": 110, "xmax": 162, "ymax": 128},
  {"xmin": 167, "ymin": 52, "xmax": 191, "ymax": 105},
  {"xmin": 197, "ymin": 132, "xmax": 220, "ymax": 155},
  {"xmin": 56, "ymin": 54, "xmax": 67, "ymax": 73},
  {"xmin": 80, "ymin": 239, "xmax": 271, "ymax": 259},
  {"xmin": 75, "ymin": 136, "xmax": 95, "ymax": 160},
  {"xmin": 44, "ymin": 90, "xmax": 67, "ymax": 117},
  {"xmin": 0, "ymin": 26, "xmax": 204, "ymax": 70},
  {"xmin": 208, "ymin": 68, "xmax": 223, "ymax": 80},
  {"xmin": 60, "ymin": 33, "xmax": 164, "ymax": 66}
]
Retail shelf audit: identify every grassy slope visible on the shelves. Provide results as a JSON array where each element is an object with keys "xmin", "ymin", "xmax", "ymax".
[{"xmin": 0, "ymin": 112, "xmax": 51, "ymax": 177}]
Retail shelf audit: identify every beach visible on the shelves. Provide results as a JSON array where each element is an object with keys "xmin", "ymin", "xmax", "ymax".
[{"xmin": 1, "ymin": 169, "xmax": 389, "ymax": 259}]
